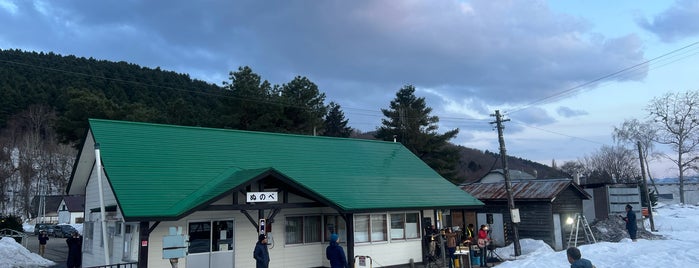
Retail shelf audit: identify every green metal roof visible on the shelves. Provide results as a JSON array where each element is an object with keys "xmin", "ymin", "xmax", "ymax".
[{"xmin": 87, "ymin": 119, "xmax": 483, "ymax": 219}]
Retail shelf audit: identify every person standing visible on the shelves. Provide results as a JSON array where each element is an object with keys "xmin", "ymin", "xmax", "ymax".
[
  {"xmin": 464, "ymin": 224, "xmax": 475, "ymax": 245},
  {"xmin": 477, "ymin": 225, "xmax": 490, "ymax": 267},
  {"xmin": 326, "ymin": 233, "xmax": 348, "ymax": 268},
  {"xmin": 445, "ymin": 228, "xmax": 458, "ymax": 268},
  {"xmin": 623, "ymin": 204, "xmax": 638, "ymax": 242},
  {"xmin": 66, "ymin": 231, "xmax": 82, "ymax": 268},
  {"xmin": 38, "ymin": 231, "xmax": 49, "ymax": 257},
  {"xmin": 566, "ymin": 247, "xmax": 594, "ymax": 268},
  {"xmin": 425, "ymin": 225, "xmax": 439, "ymax": 257},
  {"xmin": 254, "ymin": 234, "xmax": 270, "ymax": 268}
]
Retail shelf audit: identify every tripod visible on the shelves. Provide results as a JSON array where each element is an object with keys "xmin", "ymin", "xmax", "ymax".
[{"xmin": 486, "ymin": 244, "xmax": 503, "ymax": 263}]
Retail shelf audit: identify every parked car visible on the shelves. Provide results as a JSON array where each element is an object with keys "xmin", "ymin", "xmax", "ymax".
[
  {"xmin": 52, "ymin": 225, "xmax": 77, "ymax": 238},
  {"xmin": 34, "ymin": 223, "xmax": 55, "ymax": 235}
]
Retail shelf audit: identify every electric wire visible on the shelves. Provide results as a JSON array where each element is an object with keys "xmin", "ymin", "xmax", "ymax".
[{"xmin": 506, "ymin": 40, "xmax": 699, "ymax": 115}]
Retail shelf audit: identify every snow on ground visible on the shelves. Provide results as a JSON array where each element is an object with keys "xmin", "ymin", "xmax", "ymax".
[
  {"xmin": 0, "ymin": 237, "xmax": 55, "ymax": 268},
  {"xmin": 3, "ymin": 204, "xmax": 699, "ymax": 267},
  {"xmin": 493, "ymin": 203, "xmax": 699, "ymax": 268}
]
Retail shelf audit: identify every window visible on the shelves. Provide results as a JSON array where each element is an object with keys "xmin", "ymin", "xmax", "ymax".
[
  {"xmin": 285, "ymin": 215, "xmax": 321, "ymax": 245},
  {"xmin": 354, "ymin": 214, "xmax": 387, "ymax": 243},
  {"xmin": 324, "ymin": 215, "xmax": 346, "ymax": 242},
  {"xmin": 114, "ymin": 222, "xmax": 122, "ymax": 236},
  {"xmin": 390, "ymin": 212, "xmax": 420, "ymax": 240}
]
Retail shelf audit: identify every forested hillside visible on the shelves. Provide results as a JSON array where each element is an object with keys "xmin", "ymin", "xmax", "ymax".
[{"xmin": 0, "ymin": 49, "xmax": 565, "ymax": 219}]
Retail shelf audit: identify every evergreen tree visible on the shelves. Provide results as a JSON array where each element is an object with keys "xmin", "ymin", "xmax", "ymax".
[
  {"xmin": 323, "ymin": 102, "xmax": 352, "ymax": 138},
  {"xmin": 375, "ymin": 85, "xmax": 460, "ymax": 182},
  {"xmin": 223, "ymin": 66, "xmax": 280, "ymax": 131},
  {"xmin": 277, "ymin": 76, "xmax": 327, "ymax": 135}
]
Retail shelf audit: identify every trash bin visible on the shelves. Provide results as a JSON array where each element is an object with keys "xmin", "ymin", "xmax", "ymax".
[{"xmin": 471, "ymin": 255, "xmax": 480, "ymax": 266}]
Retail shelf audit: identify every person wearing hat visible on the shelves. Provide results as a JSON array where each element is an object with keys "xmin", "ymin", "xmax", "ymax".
[
  {"xmin": 326, "ymin": 233, "xmax": 348, "ymax": 268},
  {"xmin": 254, "ymin": 234, "xmax": 270, "ymax": 268},
  {"xmin": 622, "ymin": 204, "xmax": 637, "ymax": 242}
]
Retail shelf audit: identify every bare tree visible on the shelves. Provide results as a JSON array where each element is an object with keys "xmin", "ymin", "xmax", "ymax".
[
  {"xmin": 613, "ymin": 119, "xmax": 660, "ymax": 193},
  {"xmin": 646, "ymin": 91, "xmax": 699, "ymax": 204},
  {"xmin": 578, "ymin": 145, "xmax": 640, "ymax": 184},
  {"xmin": 559, "ymin": 160, "xmax": 585, "ymax": 179}
]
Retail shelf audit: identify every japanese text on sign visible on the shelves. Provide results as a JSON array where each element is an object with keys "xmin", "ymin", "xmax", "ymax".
[{"xmin": 246, "ymin": 192, "xmax": 278, "ymax": 202}]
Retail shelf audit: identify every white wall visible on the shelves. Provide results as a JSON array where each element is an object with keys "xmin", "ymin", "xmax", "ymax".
[
  {"xmin": 82, "ymin": 163, "xmax": 123, "ymax": 267},
  {"xmin": 655, "ymin": 183, "xmax": 699, "ymax": 205}
]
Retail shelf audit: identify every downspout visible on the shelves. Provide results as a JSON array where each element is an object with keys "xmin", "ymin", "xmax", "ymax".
[{"xmin": 95, "ymin": 143, "xmax": 110, "ymax": 265}]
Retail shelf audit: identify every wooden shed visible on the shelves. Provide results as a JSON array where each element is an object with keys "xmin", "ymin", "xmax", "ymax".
[{"xmin": 460, "ymin": 179, "xmax": 590, "ymax": 250}]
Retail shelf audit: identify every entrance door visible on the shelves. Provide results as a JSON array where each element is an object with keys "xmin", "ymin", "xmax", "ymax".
[{"xmin": 186, "ymin": 219, "xmax": 235, "ymax": 268}]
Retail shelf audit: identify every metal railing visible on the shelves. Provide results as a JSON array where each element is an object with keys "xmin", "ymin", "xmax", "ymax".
[{"xmin": 85, "ymin": 262, "xmax": 138, "ymax": 268}]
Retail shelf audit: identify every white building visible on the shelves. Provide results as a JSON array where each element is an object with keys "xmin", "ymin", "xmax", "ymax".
[{"xmin": 67, "ymin": 119, "xmax": 483, "ymax": 268}]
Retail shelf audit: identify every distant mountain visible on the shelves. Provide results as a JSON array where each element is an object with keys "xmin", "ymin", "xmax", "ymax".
[
  {"xmin": 654, "ymin": 177, "xmax": 699, "ymax": 184},
  {"xmin": 353, "ymin": 131, "xmax": 568, "ymax": 184},
  {"xmin": 1, "ymin": 49, "xmax": 566, "ymax": 185}
]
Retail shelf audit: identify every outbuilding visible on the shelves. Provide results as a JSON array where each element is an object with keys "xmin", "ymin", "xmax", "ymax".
[
  {"xmin": 67, "ymin": 119, "xmax": 483, "ymax": 268},
  {"xmin": 460, "ymin": 178, "xmax": 590, "ymax": 250}
]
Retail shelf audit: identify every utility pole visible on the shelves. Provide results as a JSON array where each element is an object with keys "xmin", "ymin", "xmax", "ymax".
[
  {"xmin": 637, "ymin": 141, "xmax": 656, "ymax": 232},
  {"xmin": 490, "ymin": 110, "xmax": 521, "ymax": 256}
]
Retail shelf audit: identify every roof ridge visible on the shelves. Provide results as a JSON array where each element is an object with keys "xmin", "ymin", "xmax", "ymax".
[{"xmin": 89, "ymin": 118, "xmax": 399, "ymax": 145}]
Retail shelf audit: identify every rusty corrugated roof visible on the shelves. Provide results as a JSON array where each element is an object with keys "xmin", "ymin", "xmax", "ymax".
[{"xmin": 460, "ymin": 179, "xmax": 590, "ymax": 201}]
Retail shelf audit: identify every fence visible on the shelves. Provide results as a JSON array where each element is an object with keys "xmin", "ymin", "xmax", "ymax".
[{"xmin": 85, "ymin": 262, "xmax": 138, "ymax": 268}]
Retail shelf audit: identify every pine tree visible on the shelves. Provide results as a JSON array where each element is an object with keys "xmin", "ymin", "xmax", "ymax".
[
  {"xmin": 323, "ymin": 102, "xmax": 352, "ymax": 138},
  {"xmin": 375, "ymin": 85, "xmax": 460, "ymax": 182}
]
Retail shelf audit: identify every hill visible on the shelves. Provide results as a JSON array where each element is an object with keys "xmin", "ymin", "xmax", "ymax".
[
  {"xmin": 0, "ymin": 49, "xmax": 566, "ymax": 184},
  {"xmin": 353, "ymin": 131, "xmax": 568, "ymax": 183}
]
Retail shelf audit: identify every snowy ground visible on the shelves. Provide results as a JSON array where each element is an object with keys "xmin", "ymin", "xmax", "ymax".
[
  {"xmin": 492, "ymin": 203, "xmax": 699, "ymax": 267},
  {"xmin": 0, "ymin": 237, "xmax": 55, "ymax": 268},
  {"xmin": 2, "ymin": 204, "xmax": 699, "ymax": 267}
]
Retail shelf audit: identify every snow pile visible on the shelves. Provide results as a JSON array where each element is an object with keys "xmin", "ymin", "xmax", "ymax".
[
  {"xmin": 0, "ymin": 237, "xmax": 55, "ymax": 268},
  {"xmin": 590, "ymin": 214, "xmax": 663, "ymax": 242},
  {"xmin": 493, "ymin": 203, "xmax": 699, "ymax": 267}
]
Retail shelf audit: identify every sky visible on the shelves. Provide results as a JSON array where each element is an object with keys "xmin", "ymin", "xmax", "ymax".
[
  {"xmin": 1, "ymin": 0, "xmax": 699, "ymax": 178},
  {"xmin": 3, "ymin": 203, "xmax": 699, "ymax": 267}
]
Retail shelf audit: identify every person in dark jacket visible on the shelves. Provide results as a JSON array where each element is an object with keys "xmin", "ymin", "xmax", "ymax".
[
  {"xmin": 38, "ymin": 231, "xmax": 49, "ymax": 257},
  {"xmin": 254, "ymin": 234, "xmax": 270, "ymax": 268},
  {"xmin": 326, "ymin": 233, "xmax": 348, "ymax": 268},
  {"xmin": 622, "ymin": 204, "xmax": 638, "ymax": 242},
  {"xmin": 566, "ymin": 247, "xmax": 594, "ymax": 268},
  {"xmin": 623, "ymin": 204, "xmax": 638, "ymax": 241},
  {"xmin": 66, "ymin": 231, "xmax": 82, "ymax": 268}
]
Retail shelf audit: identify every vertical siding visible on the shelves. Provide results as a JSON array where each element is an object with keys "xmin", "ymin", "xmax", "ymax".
[{"xmin": 82, "ymin": 164, "xmax": 120, "ymax": 267}]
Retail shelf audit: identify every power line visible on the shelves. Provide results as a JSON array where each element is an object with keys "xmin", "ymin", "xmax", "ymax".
[
  {"xmin": 507, "ymin": 40, "xmax": 699, "ymax": 115},
  {"xmin": 509, "ymin": 120, "xmax": 607, "ymax": 145}
]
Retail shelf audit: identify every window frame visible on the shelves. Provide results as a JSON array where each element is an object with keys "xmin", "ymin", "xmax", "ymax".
[
  {"xmin": 354, "ymin": 213, "xmax": 388, "ymax": 244},
  {"xmin": 284, "ymin": 215, "xmax": 322, "ymax": 245}
]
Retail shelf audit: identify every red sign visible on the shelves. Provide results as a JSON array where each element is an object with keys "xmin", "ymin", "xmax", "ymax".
[{"xmin": 141, "ymin": 240, "xmax": 148, "ymax": 247}]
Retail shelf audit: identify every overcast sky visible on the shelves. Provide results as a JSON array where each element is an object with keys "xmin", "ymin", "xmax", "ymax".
[{"xmin": 2, "ymin": 0, "xmax": 699, "ymax": 177}]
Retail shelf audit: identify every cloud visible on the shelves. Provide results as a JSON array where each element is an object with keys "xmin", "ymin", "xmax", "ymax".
[
  {"xmin": 509, "ymin": 107, "xmax": 556, "ymax": 126},
  {"xmin": 556, "ymin": 106, "xmax": 589, "ymax": 117},
  {"xmin": 0, "ymin": 0, "xmax": 18, "ymax": 15},
  {"xmin": 0, "ymin": 0, "xmax": 650, "ymax": 130},
  {"xmin": 636, "ymin": 0, "xmax": 699, "ymax": 42}
]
